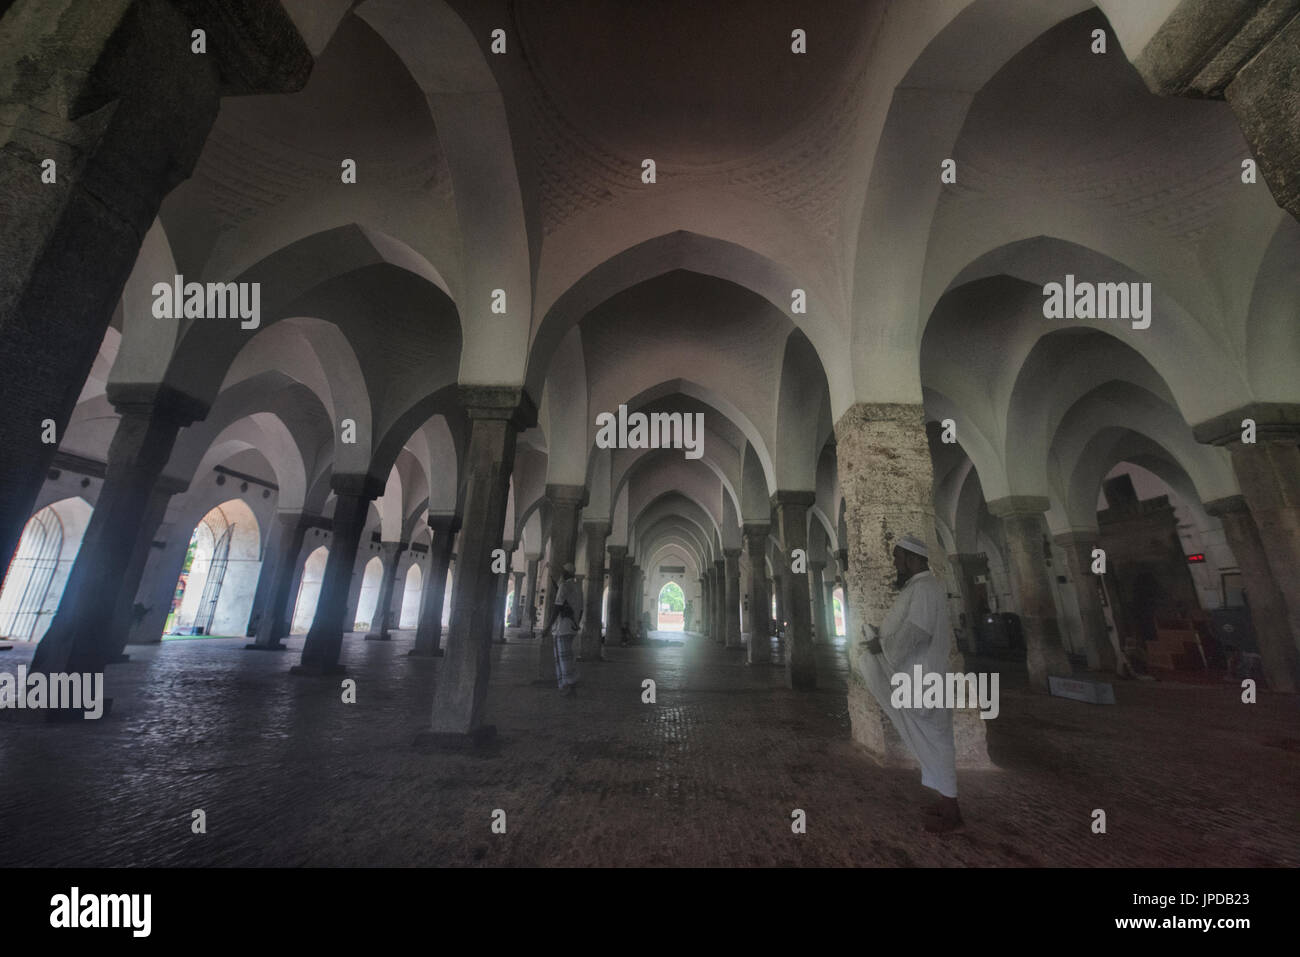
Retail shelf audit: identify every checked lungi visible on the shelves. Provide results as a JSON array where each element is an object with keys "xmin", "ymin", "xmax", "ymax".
[{"xmin": 554, "ymin": 627, "xmax": 579, "ymax": 689}]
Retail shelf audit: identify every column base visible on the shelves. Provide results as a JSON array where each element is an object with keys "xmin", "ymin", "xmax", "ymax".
[
  {"xmin": 289, "ymin": 661, "xmax": 347, "ymax": 676},
  {"xmin": 408, "ymin": 647, "xmax": 444, "ymax": 657},
  {"xmin": 413, "ymin": 725, "xmax": 497, "ymax": 751},
  {"xmin": 364, "ymin": 633, "xmax": 391, "ymax": 642},
  {"xmin": 244, "ymin": 641, "xmax": 288, "ymax": 651}
]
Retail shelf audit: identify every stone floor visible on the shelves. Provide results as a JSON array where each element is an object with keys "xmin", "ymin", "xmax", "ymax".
[{"xmin": 0, "ymin": 630, "xmax": 1295, "ymax": 867}]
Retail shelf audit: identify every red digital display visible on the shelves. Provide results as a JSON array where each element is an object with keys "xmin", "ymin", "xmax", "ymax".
[{"xmin": 1187, "ymin": 553, "xmax": 1205, "ymax": 563}]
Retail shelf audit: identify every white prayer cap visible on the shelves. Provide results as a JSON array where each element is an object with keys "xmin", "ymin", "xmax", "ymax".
[
  {"xmin": 894, "ymin": 534, "xmax": 929, "ymax": 559},
  {"xmin": 562, "ymin": 562, "xmax": 576, "ymax": 574}
]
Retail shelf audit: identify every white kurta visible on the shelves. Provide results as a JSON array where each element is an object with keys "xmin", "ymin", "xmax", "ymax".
[{"xmin": 857, "ymin": 570, "xmax": 958, "ymax": 797}]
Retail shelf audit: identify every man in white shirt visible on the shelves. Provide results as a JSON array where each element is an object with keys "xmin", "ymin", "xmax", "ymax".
[
  {"xmin": 858, "ymin": 533, "xmax": 962, "ymax": 832},
  {"xmin": 542, "ymin": 562, "xmax": 584, "ymax": 697}
]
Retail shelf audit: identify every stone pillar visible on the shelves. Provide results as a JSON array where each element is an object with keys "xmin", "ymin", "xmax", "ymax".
[
  {"xmin": 537, "ymin": 485, "xmax": 585, "ymax": 681},
  {"xmin": 772, "ymin": 491, "xmax": 817, "ymax": 690},
  {"xmin": 292, "ymin": 475, "xmax": 382, "ymax": 675},
  {"xmin": 1132, "ymin": 2, "xmax": 1300, "ymax": 222},
  {"xmin": 772, "ymin": 572, "xmax": 786, "ymax": 636},
  {"xmin": 835, "ymin": 403, "xmax": 991, "ymax": 768},
  {"xmin": 579, "ymin": 521, "xmax": 611, "ymax": 660},
  {"xmin": 948, "ymin": 552, "xmax": 989, "ymax": 653},
  {"xmin": 722, "ymin": 547, "xmax": 743, "ymax": 648},
  {"xmin": 987, "ymin": 496, "xmax": 1073, "ymax": 691},
  {"xmin": 522, "ymin": 557, "xmax": 540, "ymax": 636},
  {"xmin": 809, "ymin": 560, "xmax": 829, "ymax": 645},
  {"xmin": 1196, "ymin": 413, "xmax": 1300, "ymax": 670},
  {"xmin": 247, "ymin": 511, "xmax": 318, "ymax": 650},
  {"xmin": 694, "ymin": 577, "xmax": 706, "ymax": 634},
  {"xmin": 1053, "ymin": 532, "xmax": 1120, "ymax": 674},
  {"xmin": 0, "ymin": 0, "xmax": 310, "ymax": 577},
  {"xmin": 621, "ymin": 556, "xmax": 635, "ymax": 631},
  {"xmin": 744, "ymin": 523, "xmax": 771, "ymax": 664},
  {"xmin": 364, "ymin": 541, "xmax": 407, "ymax": 640},
  {"xmin": 410, "ymin": 513, "xmax": 458, "ymax": 657},
  {"xmin": 622, "ymin": 563, "xmax": 636, "ymax": 634},
  {"xmin": 836, "ymin": 548, "xmax": 853, "ymax": 641},
  {"xmin": 711, "ymin": 561, "xmax": 725, "ymax": 643},
  {"xmin": 31, "ymin": 386, "xmax": 203, "ymax": 676},
  {"xmin": 108, "ymin": 475, "xmax": 185, "ymax": 654},
  {"xmin": 605, "ymin": 545, "xmax": 626, "ymax": 640},
  {"xmin": 492, "ymin": 547, "xmax": 512, "ymax": 644},
  {"xmin": 426, "ymin": 388, "xmax": 535, "ymax": 741},
  {"xmin": 823, "ymin": 580, "xmax": 837, "ymax": 638},
  {"xmin": 508, "ymin": 571, "xmax": 524, "ymax": 627},
  {"xmin": 1206, "ymin": 495, "xmax": 1299, "ymax": 693}
]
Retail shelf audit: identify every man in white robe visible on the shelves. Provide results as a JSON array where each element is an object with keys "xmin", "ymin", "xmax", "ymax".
[
  {"xmin": 542, "ymin": 562, "xmax": 584, "ymax": 697},
  {"xmin": 857, "ymin": 534, "xmax": 962, "ymax": 832}
]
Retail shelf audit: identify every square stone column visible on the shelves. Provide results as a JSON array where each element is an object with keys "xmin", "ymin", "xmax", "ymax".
[
  {"xmin": 809, "ymin": 560, "xmax": 829, "ymax": 644},
  {"xmin": 522, "ymin": 557, "xmax": 540, "ymax": 636},
  {"xmin": 1196, "ymin": 409, "xmax": 1300, "ymax": 675},
  {"xmin": 1132, "ymin": 1, "xmax": 1300, "ymax": 221},
  {"xmin": 410, "ymin": 513, "xmax": 458, "ymax": 657},
  {"xmin": 108, "ymin": 474, "xmax": 186, "ymax": 655},
  {"xmin": 492, "ymin": 541, "xmax": 513, "ymax": 645},
  {"xmin": 835, "ymin": 548, "xmax": 852, "ymax": 642},
  {"xmin": 711, "ymin": 560, "xmax": 725, "ymax": 643},
  {"xmin": 426, "ymin": 388, "xmax": 535, "ymax": 742},
  {"xmin": 723, "ymin": 547, "xmax": 743, "ymax": 648},
  {"xmin": 247, "ymin": 511, "xmax": 320, "ymax": 651},
  {"xmin": 743, "ymin": 523, "xmax": 771, "ymax": 664},
  {"xmin": 0, "ymin": 0, "xmax": 310, "ymax": 576},
  {"xmin": 364, "ymin": 541, "xmax": 407, "ymax": 641},
  {"xmin": 1206, "ymin": 495, "xmax": 1298, "ymax": 692},
  {"xmin": 835, "ymin": 402, "xmax": 991, "ymax": 768},
  {"xmin": 772, "ymin": 491, "xmax": 817, "ymax": 690},
  {"xmin": 605, "ymin": 546, "xmax": 626, "ymax": 639},
  {"xmin": 580, "ymin": 521, "xmax": 611, "ymax": 660},
  {"xmin": 31, "ymin": 386, "xmax": 204, "ymax": 676},
  {"xmin": 508, "ymin": 571, "xmax": 524, "ymax": 627},
  {"xmin": 772, "ymin": 572, "xmax": 786, "ymax": 640},
  {"xmin": 1053, "ymin": 532, "xmax": 1121, "ymax": 674},
  {"xmin": 986, "ymin": 496, "xmax": 1074, "ymax": 691},
  {"xmin": 293, "ymin": 474, "xmax": 384, "ymax": 676},
  {"xmin": 537, "ymin": 485, "xmax": 585, "ymax": 681}
]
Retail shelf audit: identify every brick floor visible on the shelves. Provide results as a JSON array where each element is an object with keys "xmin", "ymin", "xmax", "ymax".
[{"xmin": 0, "ymin": 631, "xmax": 1294, "ymax": 867}]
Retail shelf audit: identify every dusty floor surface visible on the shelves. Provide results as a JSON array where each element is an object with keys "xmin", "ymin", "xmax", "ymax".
[{"xmin": 0, "ymin": 630, "xmax": 1295, "ymax": 866}]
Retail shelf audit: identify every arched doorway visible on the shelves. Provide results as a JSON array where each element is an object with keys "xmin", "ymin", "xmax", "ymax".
[
  {"xmin": 398, "ymin": 563, "xmax": 422, "ymax": 629},
  {"xmin": 352, "ymin": 555, "xmax": 384, "ymax": 631},
  {"xmin": 832, "ymin": 586, "xmax": 846, "ymax": 637},
  {"xmin": 0, "ymin": 498, "xmax": 93, "ymax": 641},
  {"xmin": 166, "ymin": 500, "xmax": 261, "ymax": 637},
  {"xmin": 291, "ymin": 546, "xmax": 329, "ymax": 634},
  {"xmin": 656, "ymin": 581, "xmax": 684, "ymax": 631}
]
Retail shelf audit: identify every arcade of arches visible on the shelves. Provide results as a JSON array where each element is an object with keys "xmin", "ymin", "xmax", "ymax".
[{"xmin": 0, "ymin": 0, "xmax": 1297, "ymax": 866}]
